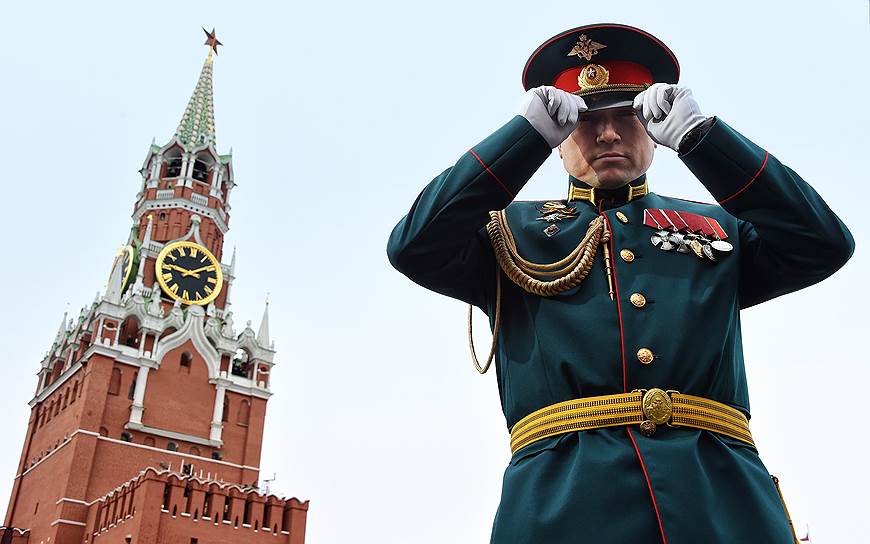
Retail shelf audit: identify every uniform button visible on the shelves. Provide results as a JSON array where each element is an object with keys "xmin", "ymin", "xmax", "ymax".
[
  {"xmin": 620, "ymin": 249, "xmax": 635, "ymax": 262},
  {"xmin": 637, "ymin": 348, "xmax": 654, "ymax": 364},
  {"xmin": 615, "ymin": 211, "xmax": 629, "ymax": 224},
  {"xmin": 630, "ymin": 293, "xmax": 647, "ymax": 308}
]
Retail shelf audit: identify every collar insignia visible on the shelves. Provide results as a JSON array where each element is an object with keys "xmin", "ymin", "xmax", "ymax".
[{"xmin": 568, "ymin": 179, "xmax": 649, "ymax": 206}]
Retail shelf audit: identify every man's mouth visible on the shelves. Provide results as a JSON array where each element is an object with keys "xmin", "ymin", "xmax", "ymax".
[{"xmin": 595, "ymin": 152, "xmax": 628, "ymax": 160}]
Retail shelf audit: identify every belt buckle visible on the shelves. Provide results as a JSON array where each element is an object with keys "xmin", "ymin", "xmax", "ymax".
[{"xmin": 634, "ymin": 388, "xmax": 679, "ymax": 437}]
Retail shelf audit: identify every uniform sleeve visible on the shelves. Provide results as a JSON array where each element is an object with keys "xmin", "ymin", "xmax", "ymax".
[
  {"xmin": 386, "ymin": 115, "xmax": 552, "ymax": 308},
  {"xmin": 679, "ymin": 118, "xmax": 855, "ymax": 309}
]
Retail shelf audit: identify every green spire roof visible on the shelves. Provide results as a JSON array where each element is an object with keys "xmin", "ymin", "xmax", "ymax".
[{"xmin": 176, "ymin": 56, "xmax": 216, "ymax": 148}]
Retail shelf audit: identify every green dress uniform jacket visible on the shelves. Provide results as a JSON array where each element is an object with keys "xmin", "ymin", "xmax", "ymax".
[{"xmin": 386, "ymin": 115, "xmax": 854, "ymax": 544}]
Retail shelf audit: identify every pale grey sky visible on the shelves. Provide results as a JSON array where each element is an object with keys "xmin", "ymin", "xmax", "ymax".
[{"xmin": 1, "ymin": 1, "xmax": 867, "ymax": 542}]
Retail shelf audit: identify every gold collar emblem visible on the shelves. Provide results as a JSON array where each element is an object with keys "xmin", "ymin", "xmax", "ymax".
[
  {"xmin": 578, "ymin": 64, "xmax": 610, "ymax": 90},
  {"xmin": 567, "ymin": 34, "xmax": 607, "ymax": 62},
  {"xmin": 568, "ymin": 179, "xmax": 649, "ymax": 206}
]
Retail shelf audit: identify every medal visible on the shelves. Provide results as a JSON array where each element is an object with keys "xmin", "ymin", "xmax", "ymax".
[{"xmin": 644, "ymin": 208, "xmax": 733, "ymax": 264}]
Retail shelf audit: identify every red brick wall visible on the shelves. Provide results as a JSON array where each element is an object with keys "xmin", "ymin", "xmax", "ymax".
[{"xmin": 143, "ymin": 341, "xmax": 215, "ymax": 439}]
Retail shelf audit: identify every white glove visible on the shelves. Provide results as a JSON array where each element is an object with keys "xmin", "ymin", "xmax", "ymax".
[
  {"xmin": 520, "ymin": 86, "xmax": 588, "ymax": 148},
  {"xmin": 633, "ymin": 84, "xmax": 707, "ymax": 152}
]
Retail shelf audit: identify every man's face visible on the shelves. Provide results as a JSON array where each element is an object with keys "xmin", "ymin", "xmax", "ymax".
[{"xmin": 558, "ymin": 106, "xmax": 655, "ymax": 190}]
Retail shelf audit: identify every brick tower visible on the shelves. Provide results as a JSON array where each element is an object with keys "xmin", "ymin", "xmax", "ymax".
[{"xmin": 2, "ymin": 30, "xmax": 308, "ymax": 544}]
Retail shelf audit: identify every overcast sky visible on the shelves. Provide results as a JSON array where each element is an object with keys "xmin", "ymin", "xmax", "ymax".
[{"xmin": 1, "ymin": 1, "xmax": 868, "ymax": 542}]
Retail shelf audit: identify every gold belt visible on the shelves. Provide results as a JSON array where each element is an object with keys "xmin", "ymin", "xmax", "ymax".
[{"xmin": 510, "ymin": 389, "xmax": 754, "ymax": 455}]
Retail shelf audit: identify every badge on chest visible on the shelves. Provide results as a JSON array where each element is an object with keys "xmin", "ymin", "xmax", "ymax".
[{"xmin": 643, "ymin": 209, "xmax": 733, "ymax": 262}]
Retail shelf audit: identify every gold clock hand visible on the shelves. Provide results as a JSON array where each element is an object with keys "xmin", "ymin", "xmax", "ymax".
[
  {"xmin": 186, "ymin": 264, "xmax": 216, "ymax": 275},
  {"xmin": 165, "ymin": 264, "xmax": 201, "ymax": 278}
]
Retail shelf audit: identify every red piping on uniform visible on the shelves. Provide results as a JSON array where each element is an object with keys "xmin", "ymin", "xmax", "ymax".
[
  {"xmin": 601, "ymin": 212, "xmax": 628, "ymax": 392},
  {"xmin": 627, "ymin": 428, "xmax": 669, "ymax": 544},
  {"xmin": 718, "ymin": 151, "xmax": 769, "ymax": 204},
  {"xmin": 522, "ymin": 24, "xmax": 681, "ymax": 88},
  {"xmin": 469, "ymin": 149, "xmax": 515, "ymax": 198}
]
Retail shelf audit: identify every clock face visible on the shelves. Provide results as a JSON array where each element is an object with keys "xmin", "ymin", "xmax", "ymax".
[
  {"xmin": 120, "ymin": 245, "xmax": 136, "ymax": 288},
  {"xmin": 155, "ymin": 241, "xmax": 223, "ymax": 305},
  {"xmin": 107, "ymin": 245, "xmax": 136, "ymax": 293}
]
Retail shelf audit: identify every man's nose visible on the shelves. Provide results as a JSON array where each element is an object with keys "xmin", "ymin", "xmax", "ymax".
[{"xmin": 596, "ymin": 121, "xmax": 621, "ymax": 144}]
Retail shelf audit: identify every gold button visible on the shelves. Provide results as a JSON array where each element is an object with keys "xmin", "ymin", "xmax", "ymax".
[
  {"xmin": 637, "ymin": 348, "xmax": 654, "ymax": 364},
  {"xmin": 616, "ymin": 211, "xmax": 629, "ymax": 224},
  {"xmin": 630, "ymin": 293, "xmax": 647, "ymax": 308},
  {"xmin": 620, "ymin": 249, "xmax": 635, "ymax": 263}
]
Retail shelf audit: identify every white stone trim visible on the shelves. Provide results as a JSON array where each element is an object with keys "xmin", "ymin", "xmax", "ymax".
[
  {"xmin": 153, "ymin": 306, "xmax": 220, "ymax": 378},
  {"xmin": 15, "ymin": 429, "xmax": 257, "ymax": 483},
  {"xmin": 129, "ymin": 366, "xmax": 150, "ymax": 425},
  {"xmin": 132, "ymin": 198, "xmax": 229, "ymax": 233},
  {"xmin": 125, "ymin": 421, "xmax": 221, "ymax": 448},
  {"xmin": 56, "ymin": 497, "xmax": 89, "ymax": 506},
  {"xmin": 50, "ymin": 518, "xmax": 87, "ymax": 527}
]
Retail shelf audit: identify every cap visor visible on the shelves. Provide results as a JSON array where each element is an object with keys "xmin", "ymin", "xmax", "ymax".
[{"xmin": 582, "ymin": 92, "xmax": 637, "ymax": 112}]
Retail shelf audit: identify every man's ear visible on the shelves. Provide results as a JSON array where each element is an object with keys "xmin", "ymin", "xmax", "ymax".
[{"xmin": 558, "ymin": 144, "xmax": 563, "ymax": 159}]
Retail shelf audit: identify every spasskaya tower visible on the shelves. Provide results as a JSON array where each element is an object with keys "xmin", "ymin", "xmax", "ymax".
[{"xmin": 2, "ymin": 29, "xmax": 308, "ymax": 544}]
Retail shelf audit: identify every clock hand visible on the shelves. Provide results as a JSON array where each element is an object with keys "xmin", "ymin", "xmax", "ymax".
[
  {"xmin": 165, "ymin": 264, "xmax": 201, "ymax": 278},
  {"xmin": 186, "ymin": 264, "xmax": 216, "ymax": 275}
]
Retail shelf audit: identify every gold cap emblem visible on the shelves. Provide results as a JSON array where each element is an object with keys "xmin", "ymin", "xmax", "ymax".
[
  {"xmin": 567, "ymin": 34, "xmax": 607, "ymax": 62},
  {"xmin": 578, "ymin": 64, "xmax": 610, "ymax": 90}
]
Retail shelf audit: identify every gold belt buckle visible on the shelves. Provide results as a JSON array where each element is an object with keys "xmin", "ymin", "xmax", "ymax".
[{"xmin": 633, "ymin": 388, "xmax": 679, "ymax": 437}]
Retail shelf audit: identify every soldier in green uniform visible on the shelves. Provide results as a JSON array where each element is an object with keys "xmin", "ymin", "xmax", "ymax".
[{"xmin": 386, "ymin": 24, "xmax": 853, "ymax": 543}]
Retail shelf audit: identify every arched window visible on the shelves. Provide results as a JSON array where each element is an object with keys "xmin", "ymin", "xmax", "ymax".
[
  {"xmin": 161, "ymin": 481, "xmax": 172, "ymax": 510},
  {"xmin": 192, "ymin": 155, "xmax": 212, "ymax": 183},
  {"xmin": 164, "ymin": 150, "xmax": 183, "ymax": 178},
  {"xmin": 203, "ymin": 491, "xmax": 212, "ymax": 519},
  {"xmin": 263, "ymin": 503, "xmax": 272, "ymax": 531},
  {"xmin": 108, "ymin": 367, "xmax": 122, "ymax": 396},
  {"xmin": 231, "ymin": 348, "xmax": 251, "ymax": 378},
  {"xmin": 222, "ymin": 394, "xmax": 230, "ymax": 422},
  {"xmin": 243, "ymin": 496, "xmax": 253, "ymax": 525},
  {"xmin": 237, "ymin": 400, "xmax": 250, "ymax": 426},
  {"xmin": 128, "ymin": 371, "xmax": 138, "ymax": 400},
  {"xmin": 71, "ymin": 381, "xmax": 78, "ymax": 403},
  {"xmin": 144, "ymin": 437, "xmax": 156, "ymax": 447},
  {"xmin": 118, "ymin": 316, "xmax": 140, "ymax": 347},
  {"xmin": 99, "ymin": 427, "xmax": 109, "ymax": 437},
  {"xmin": 63, "ymin": 388, "xmax": 70, "ymax": 408},
  {"xmin": 167, "ymin": 442, "xmax": 178, "ymax": 452},
  {"xmin": 180, "ymin": 352, "xmax": 192, "ymax": 374},
  {"xmin": 53, "ymin": 401, "xmax": 60, "ymax": 416},
  {"xmin": 120, "ymin": 431, "xmax": 132, "ymax": 442},
  {"xmin": 190, "ymin": 446, "xmax": 201, "ymax": 456}
]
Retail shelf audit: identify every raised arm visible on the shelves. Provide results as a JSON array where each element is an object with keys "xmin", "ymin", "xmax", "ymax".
[
  {"xmin": 635, "ymin": 84, "xmax": 854, "ymax": 309},
  {"xmin": 387, "ymin": 87, "xmax": 586, "ymax": 307},
  {"xmin": 679, "ymin": 118, "xmax": 854, "ymax": 308}
]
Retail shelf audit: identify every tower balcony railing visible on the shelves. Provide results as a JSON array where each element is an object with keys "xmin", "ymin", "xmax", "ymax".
[
  {"xmin": 190, "ymin": 193, "xmax": 209, "ymax": 207},
  {"xmin": 156, "ymin": 189, "xmax": 175, "ymax": 200}
]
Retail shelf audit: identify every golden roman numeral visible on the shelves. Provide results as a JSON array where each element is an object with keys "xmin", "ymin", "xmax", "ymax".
[
  {"xmin": 182, "ymin": 290, "xmax": 189, "ymax": 300},
  {"xmin": 170, "ymin": 284, "xmax": 179, "ymax": 294},
  {"xmin": 177, "ymin": 247, "xmax": 185, "ymax": 257},
  {"xmin": 204, "ymin": 286, "xmax": 213, "ymax": 295},
  {"xmin": 207, "ymin": 277, "xmax": 217, "ymax": 284},
  {"xmin": 191, "ymin": 247, "xmax": 198, "ymax": 258},
  {"xmin": 162, "ymin": 273, "xmax": 173, "ymax": 281},
  {"xmin": 195, "ymin": 292, "xmax": 203, "ymax": 301}
]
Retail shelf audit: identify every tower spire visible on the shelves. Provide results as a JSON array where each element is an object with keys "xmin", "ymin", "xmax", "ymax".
[
  {"xmin": 175, "ymin": 28, "xmax": 222, "ymax": 148},
  {"xmin": 257, "ymin": 295, "xmax": 271, "ymax": 348}
]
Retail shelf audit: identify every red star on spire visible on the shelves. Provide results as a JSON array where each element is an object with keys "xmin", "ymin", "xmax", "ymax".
[{"xmin": 202, "ymin": 27, "xmax": 222, "ymax": 56}]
